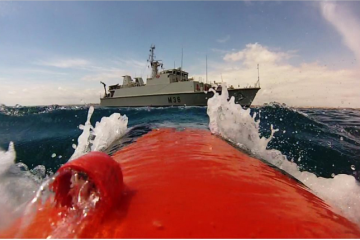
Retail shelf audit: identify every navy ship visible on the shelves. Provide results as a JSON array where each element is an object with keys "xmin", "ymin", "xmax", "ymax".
[{"xmin": 100, "ymin": 45, "xmax": 260, "ymax": 107}]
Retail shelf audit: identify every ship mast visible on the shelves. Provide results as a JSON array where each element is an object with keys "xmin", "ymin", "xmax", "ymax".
[
  {"xmin": 181, "ymin": 47, "xmax": 183, "ymax": 81},
  {"xmin": 256, "ymin": 64, "xmax": 261, "ymax": 88},
  {"xmin": 148, "ymin": 45, "xmax": 162, "ymax": 79},
  {"xmin": 206, "ymin": 55, "xmax": 208, "ymax": 84}
]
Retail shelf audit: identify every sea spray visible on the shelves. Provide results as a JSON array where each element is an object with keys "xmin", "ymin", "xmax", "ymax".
[
  {"xmin": 207, "ymin": 86, "xmax": 360, "ymax": 225},
  {"xmin": 92, "ymin": 112, "xmax": 128, "ymax": 151},
  {"xmin": 70, "ymin": 106, "xmax": 94, "ymax": 160},
  {"xmin": 0, "ymin": 143, "xmax": 41, "ymax": 229},
  {"xmin": 208, "ymin": 88, "xmax": 278, "ymax": 153},
  {"xmin": 0, "ymin": 142, "xmax": 16, "ymax": 176},
  {"xmin": 70, "ymin": 106, "xmax": 128, "ymax": 160}
]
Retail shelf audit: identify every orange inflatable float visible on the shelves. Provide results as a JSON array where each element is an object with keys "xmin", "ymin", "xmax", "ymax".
[{"xmin": 1, "ymin": 128, "xmax": 360, "ymax": 238}]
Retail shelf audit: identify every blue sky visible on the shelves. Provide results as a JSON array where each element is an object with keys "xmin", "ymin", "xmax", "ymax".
[{"xmin": 1, "ymin": 1, "xmax": 359, "ymax": 107}]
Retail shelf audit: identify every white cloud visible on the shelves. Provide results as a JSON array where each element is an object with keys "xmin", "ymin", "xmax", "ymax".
[
  {"xmin": 36, "ymin": 58, "xmax": 90, "ymax": 69},
  {"xmin": 320, "ymin": 2, "xmax": 360, "ymax": 63},
  {"xmin": 223, "ymin": 43, "xmax": 294, "ymax": 66},
  {"xmin": 81, "ymin": 68, "xmax": 127, "ymax": 82},
  {"xmin": 196, "ymin": 43, "xmax": 360, "ymax": 108},
  {"xmin": 81, "ymin": 59, "xmax": 148, "ymax": 83},
  {"xmin": 0, "ymin": 56, "xmax": 148, "ymax": 105},
  {"xmin": 217, "ymin": 35, "xmax": 231, "ymax": 43},
  {"xmin": 0, "ymin": 83, "xmax": 102, "ymax": 106},
  {"xmin": 113, "ymin": 59, "xmax": 148, "ymax": 69},
  {"xmin": 16, "ymin": 68, "xmax": 67, "ymax": 75}
]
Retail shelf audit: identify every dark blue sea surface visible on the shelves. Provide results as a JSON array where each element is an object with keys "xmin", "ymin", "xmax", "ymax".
[{"xmin": 0, "ymin": 104, "xmax": 359, "ymax": 179}]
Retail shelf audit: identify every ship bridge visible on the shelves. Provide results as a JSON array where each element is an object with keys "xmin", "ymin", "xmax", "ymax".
[{"xmin": 161, "ymin": 68, "xmax": 189, "ymax": 82}]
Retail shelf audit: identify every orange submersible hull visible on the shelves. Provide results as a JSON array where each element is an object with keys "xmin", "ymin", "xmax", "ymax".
[{"xmin": 1, "ymin": 129, "xmax": 360, "ymax": 238}]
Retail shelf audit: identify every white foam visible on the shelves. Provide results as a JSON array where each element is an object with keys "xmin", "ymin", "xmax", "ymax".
[
  {"xmin": 70, "ymin": 106, "xmax": 94, "ymax": 160},
  {"xmin": 0, "ymin": 142, "xmax": 16, "ymax": 176},
  {"xmin": 207, "ymin": 85, "xmax": 360, "ymax": 225},
  {"xmin": 0, "ymin": 143, "xmax": 41, "ymax": 229},
  {"xmin": 70, "ymin": 106, "xmax": 128, "ymax": 161}
]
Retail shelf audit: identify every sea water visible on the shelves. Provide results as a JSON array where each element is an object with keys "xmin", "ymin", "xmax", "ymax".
[{"xmin": 0, "ymin": 89, "xmax": 359, "ymax": 228}]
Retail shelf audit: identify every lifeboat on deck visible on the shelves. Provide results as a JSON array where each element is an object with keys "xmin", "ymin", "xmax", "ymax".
[{"xmin": 1, "ymin": 128, "xmax": 360, "ymax": 238}]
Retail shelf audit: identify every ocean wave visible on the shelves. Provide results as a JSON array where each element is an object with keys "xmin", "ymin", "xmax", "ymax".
[
  {"xmin": 0, "ymin": 104, "xmax": 90, "ymax": 116},
  {"xmin": 207, "ymin": 86, "xmax": 360, "ymax": 225}
]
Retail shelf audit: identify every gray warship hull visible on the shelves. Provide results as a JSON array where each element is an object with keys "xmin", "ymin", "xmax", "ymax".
[
  {"xmin": 100, "ymin": 88, "xmax": 259, "ymax": 107},
  {"xmin": 100, "ymin": 45, "xmax": 261, "ymax": 108}
]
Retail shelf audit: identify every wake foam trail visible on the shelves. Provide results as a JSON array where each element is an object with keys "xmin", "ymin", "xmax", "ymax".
[
  {"xmin": 207, "ymin": 86, "xmax": 360, "ymax": 225},
  {"xmin": 70, "ymin": 106, "xmax": 128, "ymax": 161}
]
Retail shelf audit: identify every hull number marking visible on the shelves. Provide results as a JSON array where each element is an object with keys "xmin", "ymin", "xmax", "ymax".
[{"xmin": 168, "ymin": 96, "xmax": 181, "ymax": 103}]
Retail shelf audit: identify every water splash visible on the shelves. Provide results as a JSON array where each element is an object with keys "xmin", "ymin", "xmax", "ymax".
[
  {"xmin": 208, "ymin": 88, "xmax": 278, "ymax": 153},
  {"xmin": 48, "ymin": 170, "xmax": 101, "ymax": 238},
  {"xmin": 0, "ymin": 142, "xmax": 16, "ymax": 176},
  {"xmin": 0, "ymin": 143, "xmax": 42, "ymax": 229},
  {"xmin": 70, "ymin": 107, "xmax": 94, "ymax": 160},
  {"xmin": 14, "ymin": 169, "xmax": 101, "ymax": 238},
  {"xmin": 15, "ymin": 176, "xmax": 55, "ymax": 237},
  {"xmin": 207, "ymin": 85, "xmax": 360, "ymax": 225},
  {"xmin": 70, "ymin": 106, "xmax": 128, "ymax": 161}
]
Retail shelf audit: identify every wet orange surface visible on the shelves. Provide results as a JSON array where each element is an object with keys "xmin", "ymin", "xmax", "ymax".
[{"xmin": 1, "ymin": 128, "xmax": 360, "ymax": 238}]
